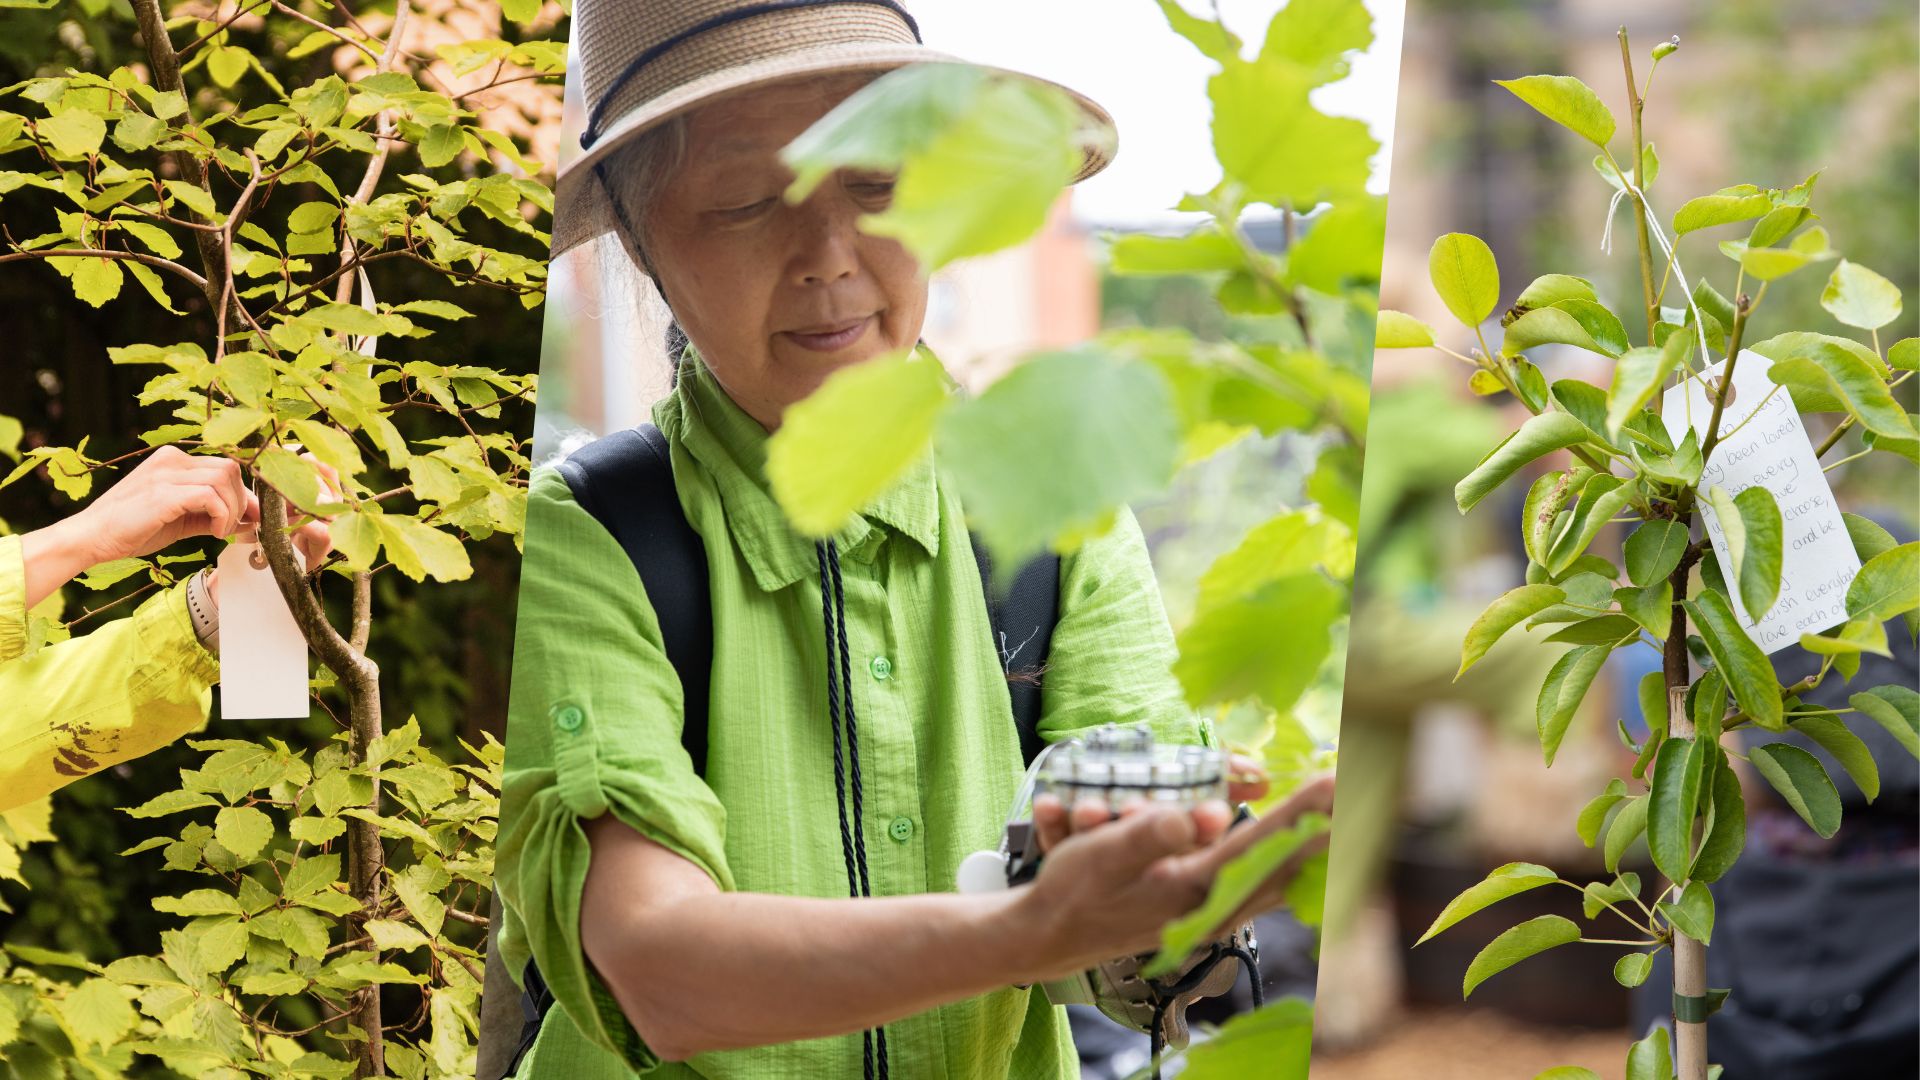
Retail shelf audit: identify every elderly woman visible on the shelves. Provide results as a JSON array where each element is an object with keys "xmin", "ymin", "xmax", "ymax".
[{"xmin": 496, "ymin": 3, "xmax": 1330, "ymax": 1078}]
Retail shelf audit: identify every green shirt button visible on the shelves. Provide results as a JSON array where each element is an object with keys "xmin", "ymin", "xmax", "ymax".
[
  {"xmin": 888, "ymin": 816, "xmax": 914, "ymax": 842},
  {"xmin": 870, "ymin": 655, "xmax": 893, "ymax": 681},
  {"xmin": 553, "ymin": 704, "xmax": 584, "ymax": 732}
]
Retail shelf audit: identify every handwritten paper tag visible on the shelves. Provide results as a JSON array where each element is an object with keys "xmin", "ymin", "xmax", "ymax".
[
  {"xmin": 1662, "ymin": 353, "xmax": 1859, "ymax": 653},
  {"xmin": 217, "ymin": 537, "xmax": 310, "ymax": 718}
]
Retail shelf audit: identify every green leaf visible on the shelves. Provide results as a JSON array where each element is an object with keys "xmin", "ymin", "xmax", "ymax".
[
  {"xmin": 1537, "ymin": 644, "xmax": 1611, "ymax": 766},
  {"xmin": 111, "ymin": 110, "xmax": 164, "ymax": 152},
  {"xmin": 1685, "ymin": 590, "xmax": 1782, "ymax": 730},
  {"xmin": 1495, "ymin": 75, "xmax": 1616, "ymax": 146},
  {"xmin": 37, "ymin": 109, "xmax": 106, "ymax": 157},
  {"xmin": 1107, "ymin": 228, "xmax": 1243, "ymax": 275},
  {"xmin": 286, "ymin": 202, "xmax": 340, "ymax": 234},
  {"xmin": 1607, "ymin": 333, "xmax": 1692, "ymax": 438},
  {"xmin": 1851, "ymin": 685, "xmax": 1918, "ymax": 758},
  {"xmin": 1626, "ymin": 1027, "xmax": 1672, "ymax": 1080},
  {"xmin": 123, "ymin": 789, "xmax": 219, "ymax": 818},
  {"xmin": 1603, "ymin": 795, "xmax": 1649, "ymax": 873},
  {"xmin": 1888, "ymin": 337, "xmax": 1917, "ymax": 372},
  {"xmin": 66, "ymin": 256, "xmax": 125, "ymax": 307},
  {"xmin": 1416, "ymin": 862, "xmax": 1558, "ymax": 944},
  {"xmin": 1692, "ymin": 756, "xmax": 1745, "ymax": 883},
  {"xmin": 213, "ymin": 805, "xmax": 273, "ymax": 860},
  {"xmin": 1765, "ymin": 342, "xmax": 1915, "ymax": 440},
  {"xmin": 852, "ymin": 72, "xmax": 1082, "ymax": 269},
  {"xmin": 1613, "ymin": 952, "xmax": 1654, "ymax": 988},
  {"xmin": 1428, "ymin": 232, "xmax": 1500, "ymax": 328},
  {"xmin": 1799, "ymin": 618, "xmax": 1890, "ymax": 658},
  {"xmin": 1174, "ymin": 572, "xmax": 1342, "ymax": 712},
  {"xmin": 202, "ymin": 406, "xmax": 269, "ymax": 447},
  {"xmin": 937, "ymin": 351, "xmax": 1178, "ymax": 564},
  {"xmin": 1790, "ymin": 715, "xmax": 1879, "ymax": 803},
  {"xmin": 1502, "ymin": 300, "xmax": 1629, "ymax": 359},
  {"xmin": 1260, "ymin": 0, "xmax": 1372, "ymax": 73},
  {"xmin": 152, "ymin": 889, "xmax": 244, "ymax": 917},
  {"xmin": 373, "ymin": 515, "xmax": 472, "ymax": 583},
  {"xmin": 1705, "ymin": 485, "xmax": 1784, "ymax": 619},
  {"xmin": 1545, "ymin": 474, "xmax": 1634, "ymax": 577},
  {"xmin": 207, "ymin": 45, "xmax": 249, "ymax": 88},
  {"xmin": 1544, "ymin": 614, "xmax": 1640, "ymax": 645},
  {"xmin": 56, "ymin": 979, "xmax": 136, "ymax": 1052},
  {"xmin": 1153, "ymin": 0, "xmax": 1243, "ymax": 65},
  {"xmin": 1144, "ymin": 813, "xmax": 1329, "ymax": 977},
  {"xmin": 1749, "ymin": 742, "xmax": 1841, "ymax": 838},
  {"xmin": 1577, "ymin": 778, "xmax": 1631, "ymax": 847},
  {"xmin": 1821, "ymin": 260, "xmax": 1903, "ymax": 330},
  {"xmin": 1658, "ymin": 881, "xmax": 1715, "ymax": 945},
  {"xmin": 1175, "ymin": 997, "xmax": 1315, "ymax": 1080},
  {"xmin": 1457, "ymin": 584, "xmax": 1566, "ymax": 679},
  {"xmin": 1616, "ymin": 581, "xmax": 1673, "ymax": 637},
  {"xmin": 1673, "ymin": 190, "xmax": 1774, "ymax": 234},
  {"xmin": 255, "ymin": 446, "xmax": 323, "ymax": 514},
  {"xmin": 1463, "ymin": 914, "xmax": 1582, "ymax": 998},
  {"xmin": 1514, "ymin": 274, "xmax": 1597, "ymax": 312},
  {"xmin": 419, "ymin": 123, "xmax": 462, "ymax": 168},
  {"xmin": 1647, "ymin": 736, "xmax": 1708, "ymax": 884},
  {"xmin": 1456, "ymin": 412, "xmax": 1591, "ymax": 513},
  {"xmin": 1211, "ymin": 57, "xmax": 1375, "ymax": 208},
  {"xmin": 767, "ymin": 350, "xmax": 949, "ymax": 537},
  {"xmin": 1583, "ymin": 870, "xmax": 1642, "ymax": 919},
  {"xmin": 1847, "ymin": 542, "xmax": 1919, "ymax": 622},
  {"xmin": 1375, "ymin": 309, "xmax": 1436, "ymax": 348}
]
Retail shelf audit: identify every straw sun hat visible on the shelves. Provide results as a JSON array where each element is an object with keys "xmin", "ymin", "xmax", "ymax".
[{"xmin": 553, "ymin": 0, "xmax": 1119, "ymax": 261}]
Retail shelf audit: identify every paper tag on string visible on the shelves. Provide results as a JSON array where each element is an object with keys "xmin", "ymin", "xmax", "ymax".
[
  {"xmin": 1662, "ymin": 353, "xmax": 1860, "ymax": 653},
  {"xmin": 217, "ymin": 536, "xmax": 311, "ymax": 718}
]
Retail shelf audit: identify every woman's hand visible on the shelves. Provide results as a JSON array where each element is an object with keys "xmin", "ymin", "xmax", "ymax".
[
  {"xmin": 22, "ymin": 447, "xmax": 257, "ymax": 609},
  {"xmin": 1157, "ymin": 772, "xmax": 1337, "ymax": 939},
  {"xmin": 1021, "ymin": 769, "xmax": 1334, "ymax": 974},
  {"xmin": 1014, "ymin": 803, "xmax": 1228, "ymax": 980}
]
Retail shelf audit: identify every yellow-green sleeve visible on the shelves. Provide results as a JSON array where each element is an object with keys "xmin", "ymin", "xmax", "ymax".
[
  {"xmin": 0, "ymin": 551, "xmax": 218, "ymax": 813},
  {"xmin": 495, "ymin": 468, "xmax": 734, "ymax": 1072},
  {"xmin": 1040, "ymin": 505, "xmax": 1208, "ymax": 747},
  {"xmin": 1, "ymin": 534, "xmax": 26, "ymax": 661}
]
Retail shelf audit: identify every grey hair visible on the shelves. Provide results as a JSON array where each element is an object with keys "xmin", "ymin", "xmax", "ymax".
[{"xmin": 600, "ymin": 114, "xmax": 692, "ymax": 284}]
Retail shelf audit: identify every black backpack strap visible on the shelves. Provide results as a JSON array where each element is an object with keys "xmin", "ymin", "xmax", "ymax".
[
  {"xmin": 554, "ymin": 423, "xmax": 714, "ymax": 774},
  {"xmin": 970, "ymin": 537, "xmax": 1059, "ymax": 767}
]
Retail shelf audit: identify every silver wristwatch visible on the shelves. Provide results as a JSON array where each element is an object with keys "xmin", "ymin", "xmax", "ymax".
[{"xmin": 185, "ymin": 567, "xmax": 220, "ymax": 653}]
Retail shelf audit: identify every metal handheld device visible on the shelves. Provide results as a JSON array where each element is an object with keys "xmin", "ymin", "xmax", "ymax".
[{"xmin": 956, "ymin": 725, "xmax": 1260, "ymax": 1054}]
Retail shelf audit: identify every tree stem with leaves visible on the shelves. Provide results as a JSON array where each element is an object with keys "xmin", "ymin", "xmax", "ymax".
[
  {"xmin": 1618, "ymin": 29, "xmax": 1659, "ymax": 342},
  {"xmin": 1662, "ymin": 536, "xmax": 1708, "ymax": 1080}
]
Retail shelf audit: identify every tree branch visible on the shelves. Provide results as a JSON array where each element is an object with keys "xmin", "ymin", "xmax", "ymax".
[{"xmin": 0, "ymin": 248, "xmax": 210, "ymax": 291}]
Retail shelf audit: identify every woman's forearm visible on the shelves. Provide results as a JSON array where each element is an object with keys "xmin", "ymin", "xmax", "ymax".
[
  {"xmin": 596, "ymin": 886, "xmax": 1045, "ymax": 1060},
  {"xmin": 19, "ymin": 519, "xmax": 95, "ymax": 611}
]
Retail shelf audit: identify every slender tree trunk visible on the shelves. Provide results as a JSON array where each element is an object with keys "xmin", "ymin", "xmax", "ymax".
[
  {"xmin": 259, "ymin": 492, "xmax": 387, "ymax": 1074},
  {"xmin": 1664, "ymin": 538, "xmax": 1708, "ymax": 1080}
]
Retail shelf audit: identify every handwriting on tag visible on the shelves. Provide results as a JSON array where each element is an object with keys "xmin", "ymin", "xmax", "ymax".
[
  {"xmin": 217, "ymin": 537, "xmax": 310, "ymax": 718},
  {"xmin": 1662, "ymin": 353, "xmax": 1860, "ymax": 654}
]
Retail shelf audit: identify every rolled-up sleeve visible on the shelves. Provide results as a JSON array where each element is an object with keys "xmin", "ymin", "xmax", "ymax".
[
  {"xmin": 496, "ymin": 468, "xmax": 733, "ymax": 1070},
  {"xmin": 0, "ymin": 535, "xmax": 219, "ymax": 812},
  {"xmin": 1039, "ymin": 505, "xmax": 1209, "ymax": 747}
]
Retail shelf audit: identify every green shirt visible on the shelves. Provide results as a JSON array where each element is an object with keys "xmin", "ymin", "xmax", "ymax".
[
  {"xmin": 497, "ymin": 360, "xmax": 1204, "ymax": 1078},
  {"xmin": 0, "ymin": 534, "xmax": 219, "ymax": 813}
]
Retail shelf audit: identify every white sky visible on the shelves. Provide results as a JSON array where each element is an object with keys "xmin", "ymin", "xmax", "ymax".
[{"xmin": 912, "ymin": 0, "xmax": 1405, "ymax": 227}]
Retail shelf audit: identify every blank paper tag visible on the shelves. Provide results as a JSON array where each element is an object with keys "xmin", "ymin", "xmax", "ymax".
[
  {"xmin": 1662, "ymin": 353, "xmax": 1860, "ymax": 653},
  {"xmin": 217, "ymin": 540, "xmax": 311, "ymax": 718}
]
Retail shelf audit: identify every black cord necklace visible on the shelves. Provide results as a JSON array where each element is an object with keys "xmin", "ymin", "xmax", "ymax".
[{"xmin": 816, "ymin": 538, "xmax": 888, "ymax": 1079}]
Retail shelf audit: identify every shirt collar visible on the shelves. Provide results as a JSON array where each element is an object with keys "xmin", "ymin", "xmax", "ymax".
[{"xmin": 654, "ymin": 355, "xmax": 942, "ymax": 592}]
